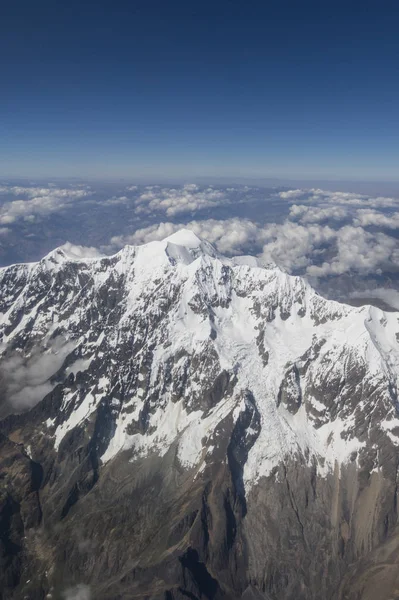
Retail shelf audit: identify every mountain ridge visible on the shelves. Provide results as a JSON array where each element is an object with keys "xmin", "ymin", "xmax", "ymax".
[{"xmin": 1, "ymin": 229, "xmax": 399, "ymax": 599}]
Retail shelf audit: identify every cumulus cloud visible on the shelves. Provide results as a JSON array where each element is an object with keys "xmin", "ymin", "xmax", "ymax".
[
  {"xmin": 278, "ymin": 189, "xmax": 308, "ymax": 200},
  {"xmin": 95, "ymin": 183, "xmax": 255, "ymax": 216},
  {"xmin": 353, "ymin": 209, "xmax": 399, "ymax": 229},
  {"xmin": 107, "ymin": 218, "xmax": 270, "ymax": 255},
  {"xmin": 307, "ymin": 226, "xmax": 399, "ymax": 277},
  {"xmin": 0, "ymin": 185, "xmax": 90, "ymax": 225},
  {"xmin": 289, "ymin": 204, "xmax": 349, "ymax": 223},
  {"xmin": 57, "ymin": 242, "xmax": 102, "ymax": 260},
  {"xmin": 109, "ymin": 221, "xmax": 178, "ymax": 246},
  {"xmin": 1, "ymin": 181, "xmax": 397, "ymax": 293},
  {"xmin": 106, "ymin": 201, "xmax": 399, "ymax": 279},
  {"xmin": 361, "ymin": 196, "xmax": 399, "ymax": 209},
  {"xmin": 260, "ymin": 222, "xmax": 336, "ymax": 272},
  {"xmin": 272, "ymin": 189, "xmax": 399, "ymax": 277},
  {"xmin": 134, "ymin": 183, "xmax": 228, "ymax": 217}
]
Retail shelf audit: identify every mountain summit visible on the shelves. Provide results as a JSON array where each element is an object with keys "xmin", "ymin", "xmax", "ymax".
[{"xmin": 1, "ymin": 230, "xmax": 399, "ymax": 600}]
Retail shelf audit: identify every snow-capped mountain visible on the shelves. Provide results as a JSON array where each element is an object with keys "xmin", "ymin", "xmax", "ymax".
[{"xmin": 1, "ymin": 229, "xmax": 399, "ymax": 600}]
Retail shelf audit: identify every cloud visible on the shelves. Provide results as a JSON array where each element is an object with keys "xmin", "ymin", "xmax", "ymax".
[
  {"xmin": 134, "ymin": 183, "xmax": 228, "ymax": 217},
  {"xmin": 62, "ymin": 584, "xmax": 91, "ymax": 600},
  {"xmin": 0, "ymin": 185, "xmax": 90, "ymax": 225},
  {"xmin": 0, "ymin": 185, "xmax": 90, "ymax": 199},
  {"xmin": 95, "ymin": 183, "xmax": 254, "ymax": 215},
  {"xmin": 274, "ymin": 190, "xmax": 399, "ymax": 277},
  {"xmin": 307, "ymin": 226, "xmax": 399, "ymax": 277},
  {"xmin": 278, "ymin": 189, "xmax": 308, "ymax": 200},
  {"xmin": 349, "ymin": 287, "xmax": 399, "ymax": 311},
  {"xmin": 0, "ymin": 215, "xmax": 17, "ymax": 225},
  {"xmin": 0, "ymin": 337, "xmax": 75, "ymax": 411},
  {"xmin": 306, "ymin": 189, "xmax": 368, "ymax": 206},
  {"xmin": 353, "ymin": 209, "xmax": 399, "ymax": 229},
  {"xmin": 289, "ymin": 204, "xmax": 349, "ymax": 223},
  {"xmin": 58, "ymin": 242, "xmax": 102, "ymax": 260},
  {"xmin": 280, "ymin": 188, "xmax": 399, "ymax": 209},
  {"xmin": 0, "ymin": 182, "xmax": 396, "ymax": 293},
  {"xmin": 108, "ymin": 221, "xmax": 178, "ymax": 247},
  {"xmin": 363, "ymin": 196, "xmax": 399, "ymax": 209},
  {"xmin": 107, "ymin": 218, "xmax": 270, "ymax": 255},
  {"xmin": 260, "ymin": 222, "xmax": 336, "ymax": 272},
  {"xmin": 99, "ymin": 196, "xmax": 131, "ymax": 206},
  {"xmin": 106, "ymin": 202, "xmax": 399, "ymax": 279}
]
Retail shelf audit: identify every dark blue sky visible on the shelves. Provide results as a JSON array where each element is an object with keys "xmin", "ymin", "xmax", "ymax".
[{"xmin": 1, "ymin": 1, "xmax": 399, "ymax": 180}]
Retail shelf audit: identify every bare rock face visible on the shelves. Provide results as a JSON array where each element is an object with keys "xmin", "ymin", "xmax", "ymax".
[
  {"xmin": 0, "ymin": 230, "xmax": 399, "ymax": 599},
  {"xmin": 0, "ymin": 434, "xmax": 43, "ymax": 598}
]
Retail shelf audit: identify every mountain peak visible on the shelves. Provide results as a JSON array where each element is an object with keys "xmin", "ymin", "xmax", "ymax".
[
  {"xmin": 164, "ymin": 228, "xmax": 203, "ymax": 248},
  {"xmin": 42, "ymin": 242, "xmax": 102, "ymax": 265}
]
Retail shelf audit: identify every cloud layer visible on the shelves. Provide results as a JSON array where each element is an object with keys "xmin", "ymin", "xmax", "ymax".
[
  {"xmin": 0, "ymin": 181, "xmax": 398, "ymax": 303},
  {"xmin": 0, "ymin": 184, "xmax": 90, "ymax": 226},
  {"xmin": 107, "ymin": 217, "xmax": 269, "ymax": 255},
  {"xmin": 105, "ymin": 186, "xmax": 399, "ymax": 280}
]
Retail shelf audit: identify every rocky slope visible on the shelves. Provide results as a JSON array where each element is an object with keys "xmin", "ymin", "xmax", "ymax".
[{"xmin": 0, "ymin": 229, "xmax": 399, "ymax": 599}]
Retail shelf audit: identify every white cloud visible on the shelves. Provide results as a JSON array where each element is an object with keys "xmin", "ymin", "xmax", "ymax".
[
  {"xmin": 0, "ymin": 215, "xmax": 16, "ymax": 225},
  {"xmin": 1, "ymin": 183, "xmax": 390, "ymax": 284},
  {"xmin": 58, "ymin": 242, "xmax": 102, "ymax": 260},
  {"xmin": 106, "ymin": 209, "xmax": 399, "ymax": 279},
  {"xmin": 99, "ymin": 195, "xmax": 131, "ymax": 206},
  {"xmin": 0, "ymin": 185, "xmax": 90, "ymax": 199},
  {"xmin": 307, "ymin": 226, "xmax": 399, "ymax": 277},
  {"xmin": 278, "ymin": 189, "xmax": 308, "ymax": 200},
  {"xmin": 366, "ymin": 196, "xmax": 399, "ymax": 209},
  {"xmin": 107, "ymin": 218, "xmax": 270, "ymax": 255},
  {"xmin": 289, "ymin": 204, "xmax": 349, "ymax": 223},
  {"xmin": 280, "ymin": 188, "xmax": 399, "ymax": 208},
  {"xmin": 191, "ymin": 218, "xmax": 267, "ymax": 254},
  {"xmin": 0, "ymin": 185, "xmax": 90, "ymax": 224},
  {"xmin": 109, "ymin": 222, "xmax": 178, "ymax": 247},
  {"xmin": 307, "ymin": 189, "xmax": 368, "ymax": 206},
  {"xmin": 260, "ymin": 222, "xmax": 336, "ymax": 272},
  {"xmin": 276, "ymin": 190, "xmax": 399, "ymax": 276},
  {"xmin": 106, "ymin": 218, "xmax": 337, "ymax": 276},
  {"xmin": 1, "ymin": 337, "xmax": 75, "ymax": 410},
  {"xmin": 134, "ymin": 184, "xmax": 229, "ymax": 217},
  {"xmin": 353, "ymin": 209, "xmax": 399, "ymax": 229}
]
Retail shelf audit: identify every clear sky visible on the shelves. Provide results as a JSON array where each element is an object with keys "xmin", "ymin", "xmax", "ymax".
[{"xmin": 1, "ymin": 0, "xmax": 399, "ymax": 180}]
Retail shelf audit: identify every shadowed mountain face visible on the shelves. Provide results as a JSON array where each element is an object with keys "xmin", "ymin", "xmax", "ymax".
[{"xmin": 1, "ymin": 229, "xmax": 399, "ymax": 599}]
